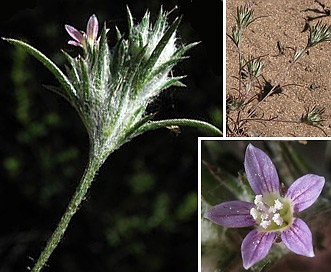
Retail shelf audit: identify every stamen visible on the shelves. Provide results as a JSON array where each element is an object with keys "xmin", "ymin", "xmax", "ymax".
[
  {"xmin": 250, "ymin": 196, "xmax": 286, "ymax": 229},
  {"xmin": 272, "ymin": 213, "xmax": 283, "ymax": 226},
  {"xmin": 260, "ymin": 220, "xmax": 271, "ymax": 229},
  {"xmin": 250, "ymin": 208, "xmax": 259, "ymax": 220},
  {"xmin": 254, "ymin": 195, "xmax": 263, "ymax": 205},
  {"xmin": 274, "ymin": 199, "xmax": 283, "ymax": 210}
]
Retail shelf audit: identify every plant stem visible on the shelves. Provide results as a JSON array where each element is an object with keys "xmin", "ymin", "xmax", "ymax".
[
  {"xmin": 31, "ymin": 154, "xmax": 102, "ymax": 272},
  {"xmin": 30, "ymin": 118, "xmax": 220, "ymax": 272}
]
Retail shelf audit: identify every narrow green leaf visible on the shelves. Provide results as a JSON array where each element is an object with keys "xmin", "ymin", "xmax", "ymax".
[
  {"xmin": 133, "ymin": 118, "xmax": 223, "ymax": 137},
  {"xmin": 95, "ymin": 24, "xmax": 109, "ymax": 91},
  {"xmin": 142, "ymin": 16, "xmax": 181, "ymax": 76},
  {"xmin": 152, "ymin": 7, "xmax": 167, "ymax": 40},
  {"xmin": 147, "ymin": 58, "xmax": 184, "ymax": 81},
  {"xmin": 3, "ymin": 38, "xmax": 77, "ymax": 98},
  {"xmin": 119, "ymin": 112, "xmax": 156, "ymax": 141},
  {"xmin": 127, "ymin": 44, "xmax": 151, "ymax": 94},
  {"xmin": 158, "ymin": 76, "xmax": 186, "ymax": 89},
  {"xmin": 110, "ymin": 37, "xmax": 126, "ymax": 75},
  {"xmin": 173, "ymin": 41, "xmax": 200, "ymax": 59},
  {"xmin": 126, "ymin": 6, "xmax": 134, "ymax": 40},
  {"xmin": 62, "ymin": 51, "xmax": 80, "ymax": 87},
  {"xmin": 78, "ymin": 58, "xmax": 90, "ymax": 101}
]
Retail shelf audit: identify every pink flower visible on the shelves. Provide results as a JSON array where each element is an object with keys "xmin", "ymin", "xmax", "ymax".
[
  {"xmin": 204, "ymin": 143, "xmax": 325, "ymax": 269},
  {"xmin": 65, "ymin": 14, "xmax": 99, "ymax": 50}
]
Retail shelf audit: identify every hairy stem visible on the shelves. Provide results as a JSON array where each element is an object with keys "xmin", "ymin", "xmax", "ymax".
[
  {"xmin": 30, "ymin": 118, "xmax": 220, "ymax": 271},
  {"xmin": 31, "ymin": 154, "xmax": 102, "ymax": 272}
]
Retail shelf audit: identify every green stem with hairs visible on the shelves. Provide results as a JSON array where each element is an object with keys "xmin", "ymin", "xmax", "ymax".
[
  {"xmin": 31, "ymin": 154, "xmax": 102, "ymax": 272},
  {"xmin": 30, "ymin": 117, "xmax": 221, "ymax": 271}
]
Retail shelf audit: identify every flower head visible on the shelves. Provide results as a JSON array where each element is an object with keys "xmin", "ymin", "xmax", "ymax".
[
  {"xmin": 204, "ymin": 143, "xmax": 325, "ymax": 269},
  {"xmin": 58, "ymin": 8, "xmax": 199, "ymax": 162},
  {"xmin": 65, "ymin": 14, "xmax": 99, "ymax": 51}
]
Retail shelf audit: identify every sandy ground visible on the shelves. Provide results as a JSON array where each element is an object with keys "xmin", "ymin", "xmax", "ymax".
[{"xmin": 226, "ymin": 0, "xmax": 331, "ymax": 137}]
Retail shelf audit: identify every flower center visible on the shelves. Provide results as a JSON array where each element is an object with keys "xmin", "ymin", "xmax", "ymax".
[{"xmin": 250, "ymin": 194, "xmax": 292, "ymax": 231}]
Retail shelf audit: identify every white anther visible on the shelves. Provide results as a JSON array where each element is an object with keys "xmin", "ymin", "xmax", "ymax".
[
  {"xmin": 260, "ymin": 220, "xmax": 271, "ymax": 229},
  {"xmin": 274, "ymin": 199, "xmax": 283, "ymax": 210},
  {"xmin": 272, "ymin": 213, "xmax": 284, "ymax": 226},
  {"xmin": 254, "ymin": 195, "xmax": 263, "ymax": 205},
  {"xmin": 250, "ymin": 208, "xmax": 259, "ymax": 220}
]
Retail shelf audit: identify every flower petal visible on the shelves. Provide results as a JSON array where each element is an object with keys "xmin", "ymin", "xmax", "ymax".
[
  {"xmin": 86, "ymin": 14, "xmax": 98, "ymax": 42},
  {"xmin": 241, "ymin": 229, "xmax": 275, "ymax": 269},
  {"xmin": 65, "ymin": 24, "xmax": 84, "ymax": 44},
  {"xmin": 286, "ymin": 174, "xmax": 325, "ymax": 212},
  {"xmin": 244, "ymin": 144, "xmax": 280, "ymax": 195},
  {"xmin": 281, "ymin": 218, "xmax": 314, "ymax": 257},
  {"xmin": 68, "ymin": 40, "xmax": 83, "ymax": 47},
  {"xmin": 204, "ymin": 201, "xmax": 256, "ymax": 228}
]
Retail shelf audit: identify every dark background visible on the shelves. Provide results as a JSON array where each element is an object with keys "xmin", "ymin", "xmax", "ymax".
[{"xmin": 0, "ymin": 0, "xmax": 221, "ymax": 271}]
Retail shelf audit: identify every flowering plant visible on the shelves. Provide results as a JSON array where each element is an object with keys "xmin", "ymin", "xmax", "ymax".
[
  {"xmin": 4, "ymin": 8, "xmax": 221, "ymax": 272},
  {"xmin": 203, "ymin": 143, "xmax": 326, "ymax": 270}
]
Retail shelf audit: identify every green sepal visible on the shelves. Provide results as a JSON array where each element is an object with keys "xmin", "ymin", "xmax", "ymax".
[{"xmin": 174, "ymin": 41, "xmax": 200, "ymax": 59}]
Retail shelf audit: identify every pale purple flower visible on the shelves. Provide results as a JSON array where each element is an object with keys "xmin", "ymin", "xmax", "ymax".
[
  {"xmin": 204, "ymin": 143, "xmax": 325, "ymax": 269},
  {"xmin": 65, "ymin": 14, "xmax": 99, "ymax": 50}
]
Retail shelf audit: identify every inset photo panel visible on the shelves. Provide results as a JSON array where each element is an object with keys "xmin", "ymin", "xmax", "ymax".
[
  {"xmin": 199, "ymin": 139, "xmax": 331, "ymax": 271},
  {"xmin": 225, "ymin": 0, "xmax": 331, "ymax": 137}
]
